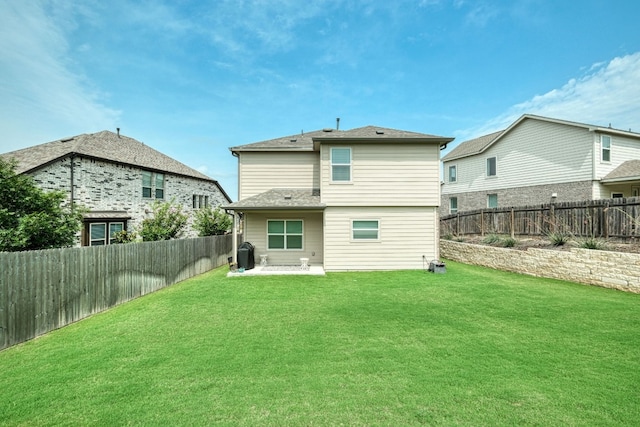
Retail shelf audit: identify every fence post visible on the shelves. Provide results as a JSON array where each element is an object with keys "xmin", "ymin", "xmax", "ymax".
[
  {"xmin": 510, "ymin": 208, "xmax": 515, "ymax": 238},
  {"xmin": 480, "ymin": 210, "xmax": 484, "ymax": 237},
  {"xmin": 550, "ymin": 204, "xmax": 555, "ymax": 233},
  {"xmin": 603, "ymin": 202, "xmax": 609, "ymax": 239}
]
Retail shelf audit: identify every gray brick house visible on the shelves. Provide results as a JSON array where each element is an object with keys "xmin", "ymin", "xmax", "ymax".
[{"xmin": 1, "ymin": 130, "xmax": 232, "ymax": 246}]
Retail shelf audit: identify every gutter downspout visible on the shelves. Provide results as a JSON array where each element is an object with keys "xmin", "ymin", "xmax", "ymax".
[{"xmin": 70, "ymin": 154, "xmax": 75, "ymax": 208}]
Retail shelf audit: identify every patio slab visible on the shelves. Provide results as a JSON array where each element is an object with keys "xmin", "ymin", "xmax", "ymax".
[{"xmin": 227, "ymin": 265, "xmax": 326, "ymax": 277}]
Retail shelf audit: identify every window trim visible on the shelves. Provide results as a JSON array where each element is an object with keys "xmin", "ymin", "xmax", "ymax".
[
  {"xmin": 87, "ymin": 221, "xmax": 125, "ymax": 246},
  {"xmin": 486, "ymin": 157, "xmax": 497, "ymax": 177},
  {"xmin": 601, "ymin": 135, "xmax": 611, "ymax": 162},
  {"xmin": 449, "ymin": 197, "xmax": 458, "ymax": 214},
  {"xmin": 330, "ymin": 147, "xmax": 352, "ymax": 183},
  {"xmin": 142, "ymin": 170, "xmax": 165, "ymax": 200},
  {"xmin": 487, "ymin": 193, "xmax": 498, "ymax": 208},
  {"xmin": 448, "ymin": 165, "xmax": 457, "ymax": 183},
  {"xmin": 351, "ymin": 219, "xmax": 380, "ymax": 241},
  {"xmin": 267, "ymin": 219, "xmax": 304, "ymax": 251}
]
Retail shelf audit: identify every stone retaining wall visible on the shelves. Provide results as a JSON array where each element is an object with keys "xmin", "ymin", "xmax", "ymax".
[{"xmin": 440, "ymin": 240, "xmax": 640, "ymax": 293}]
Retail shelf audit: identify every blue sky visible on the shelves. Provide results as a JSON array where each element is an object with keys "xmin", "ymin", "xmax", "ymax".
[{"xmin": 1, "ymin": 0, "xmax": 640, "ymax": 199}]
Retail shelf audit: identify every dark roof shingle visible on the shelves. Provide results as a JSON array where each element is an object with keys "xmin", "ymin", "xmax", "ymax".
[{"xmin": 224, "ymin": 188, "xmax": 324, "ymax": 210}]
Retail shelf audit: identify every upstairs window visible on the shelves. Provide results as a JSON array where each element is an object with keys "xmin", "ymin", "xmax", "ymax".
[
  {"xmin": 142, "ymin": 171, "xmax": 165, "ymax": 199},
  {"xmin": 448, "ymin": 165, "xmax": 457, "ymax": 183},
  {"xmin": 601, "ymin": 135, "xmax": 611, "ymax": 162},
  {"xmin": 486, "ymin": 157, "xmax": 497, "ymax": 177},
  {"xmin": 331, "ymin": 147, "xmax": 351, "ymax": 182},
  {"xmin": 268, "ymin": 220, "xmax": 303, "ymax": 250}
]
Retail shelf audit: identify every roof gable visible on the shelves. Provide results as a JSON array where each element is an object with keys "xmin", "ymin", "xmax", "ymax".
[
  {"xmin": 443, "ymin": 114, "xmax": 640, "ymax": 162},
  {"xmin": 2, "ymin": 131, "xmax": 212, "ymax": 181},
  {"xmin": 231, "ymin": 125, "xmax": 453, "ymax": 153}
]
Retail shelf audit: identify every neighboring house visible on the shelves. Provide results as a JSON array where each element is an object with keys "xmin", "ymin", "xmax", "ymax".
[
  {"xmin": 1, "ymin": 130, "xmax": 232, "ymax": 246},
  {"xmin": 224, "ymin": 126, "xmax": 453, "ymax": 271},
  {"xmin": 441, "ymin": 114, "xmax": 640, "ymax": 216}
]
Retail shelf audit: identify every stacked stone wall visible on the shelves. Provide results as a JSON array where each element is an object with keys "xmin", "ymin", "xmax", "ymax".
[{"xmin": 440, "ymin": 240, "xmax": 640, "ymax": 293}]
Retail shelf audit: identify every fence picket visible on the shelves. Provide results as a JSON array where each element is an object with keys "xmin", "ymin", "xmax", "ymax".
[{"xmin": 0, "ymin": 235, "xmax": 233, "ymax": 351}]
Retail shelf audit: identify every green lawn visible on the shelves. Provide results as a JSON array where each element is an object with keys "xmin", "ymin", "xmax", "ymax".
[{"xmin": 1, "ymin": 261, "xmax": 639, "ymax": 426}]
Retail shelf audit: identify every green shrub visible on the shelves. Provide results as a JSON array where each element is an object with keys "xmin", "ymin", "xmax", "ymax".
[
  {"xmin": 577, "ymin": 237, "xmax": 607, "ymax": 250},
  {"xmin": 193, "ymin": 206, "xmax": 232, "ymax": 236},
  {"xmin": 500, "ymin": 237, "xmax": 518, "ymax": 248},
  {"xmin": 139, "ymin": 200, "xmax": 188, "ymax": 241},
  {"xmin": 546, "ymin": 231, "xmax": 571, "ymax": 246},
  {"xmin": 482, "ymin": 234, "xmax": 501, "ymax": 245}
]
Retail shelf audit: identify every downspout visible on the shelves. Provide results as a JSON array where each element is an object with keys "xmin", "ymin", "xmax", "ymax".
[{"xmin": 70, "ymin": 154, "xmax": 75, "ymax": 208}]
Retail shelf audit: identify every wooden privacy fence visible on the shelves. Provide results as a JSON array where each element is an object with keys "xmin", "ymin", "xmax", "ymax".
[
  {"xmin": 441, "ymin": 197, "xmax": 640, "ymax": 239},
  {"xmin": 0, "ymin": 235, "xmax": 233, "ymax": 351}
]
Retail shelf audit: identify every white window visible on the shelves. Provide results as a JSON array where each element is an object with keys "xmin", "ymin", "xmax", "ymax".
[
  {"xmin": 142, "ymin": 171, "xmax": 165, "ymax": 199},
  {"xmin": 601, "ymin": 135, "xmax": 611, "ymax": 162},
  {"xmin": 89, "ymin": 222, "xmax": 124, "ymax": 246},
  {"xmin": 352, "ymin": 220, "xmax": 379, "ymax": 240},
  {"xmin": 448, "ymin": 165, "xmax": 457, "ymax": 183},
  {"xmin": 267, "ymin": 220, "xmax": 303, "ymax": 250},
  {"xmin": 450, "ymin": 197, "xmax": 458, "ymax": 214},
  {"xmin": 486, "ymin": 157, "xmax": 497, "ymax": 177},
  {"xmin": 331, "ymin": 147, "xmax": 351, "ymax": 182},
  {"xmin": 487, "ymin": 194, "xmax": 498, "ymax": 208}
]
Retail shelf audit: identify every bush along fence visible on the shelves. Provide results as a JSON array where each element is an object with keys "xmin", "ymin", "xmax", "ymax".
[
  {"xmin": 0, "ymin": 235, "xmax": 233, "ymax": 351},
  {"xmin": 441, "ymin": 197, "xmax": 640, "ymax": 240}
]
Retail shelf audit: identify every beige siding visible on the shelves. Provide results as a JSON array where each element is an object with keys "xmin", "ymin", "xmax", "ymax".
[
  {"xmin": 321, "ymin": 143, "xmax": 441, "ymax": 206},
  {"xmin": 323, "ymin": 206, "xmax": 438, "ymax": 271},
  {"xmin": 238, "ymin": 152, "xmax": 320, "ymax": 199},
  {"xmin": 594, "ymin": 132, "xmax": 640, "ymax": 179},
  {"xmin": 244, "ymin": 211, "xmax": 323, "ymax": 266},
  {"xmin": 443, "ymin": 119, "xmax": 594, "ymax": 196}
]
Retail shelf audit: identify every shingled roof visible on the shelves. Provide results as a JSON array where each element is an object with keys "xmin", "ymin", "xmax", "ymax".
[
  {"xmin": 602, "ymin": 160, "xmax": 640, "ymax": 183},
  {"xmin": 224, "ymin": 188, "xmax": 324, "ymax": 210},
  {"xmin": 2, "ymin": 130, "xmax": 211, "ymax": 180},
  {"xmin": 231, "ymin": 126, "xmax": 453, "ymax": 153},
  {"xmin": 442, "ymin": 130, "xmax": 504, "ymax": 161}
]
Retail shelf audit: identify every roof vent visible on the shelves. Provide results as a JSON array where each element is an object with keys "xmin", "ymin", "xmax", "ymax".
[
  {"xmin": 375, "ymin": 130, "xmax": 384, "ymax": 135},
  {"xmin": 290, "ymin": 139, "xmax": 297, "ymax": 142},
  {"xmin": 61, "ymin": 137, "xmax": 74, "ymax": 142},
  {"xmin": 322, "ymin": 128, "xmax": 333, "ymax": 132},
  {"xmin": 284, "ymin": 194, "xmax": 292, "ymax": 200}
]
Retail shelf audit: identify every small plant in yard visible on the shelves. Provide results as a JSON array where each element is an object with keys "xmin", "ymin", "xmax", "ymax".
[
  {"xmin": 193, "ymin": 206, "xmax": 232, "ymax": 236},
  {"xmin": 546, "ymin": 230, "xmax": 571, "ymax": 246},
  {"xmin": 139, "ymin": 200, "xmax": 188, "ymax": 241},
  {"xmin": 577, "ymin": 236, "xmax": 608, "ymax": 250},
  {"xmin": 500, "ymin": 236, "xmax": 518, "ymax": 247},
  {"xmin": 482, "ymin": 234, "xmax": 502, "ymax": 245},
  {"xmin": 112, "ymin": 229, "xmax": 138, "ymax": 244}
]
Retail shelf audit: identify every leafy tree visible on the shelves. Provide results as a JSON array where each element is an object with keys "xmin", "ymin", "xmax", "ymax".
[
  {"xmin": 193, "ymin": 206, "xmax": 232, "ymax": 236},
  {"xmin": 139, "ymin": 200, "xmax": 188, "ymax": 241},
  {"xmin": 0, "ymin": 158, "xmax": 84, "ymax": 251}
]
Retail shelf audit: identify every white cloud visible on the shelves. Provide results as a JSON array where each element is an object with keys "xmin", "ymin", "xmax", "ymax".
[
  {"xmin": 458, "ymin": 52, "xmax": 640, "ymax": 140},
  {"xmin": 0, "ymin": 1, "xmax": 120, "ymax": 150}
]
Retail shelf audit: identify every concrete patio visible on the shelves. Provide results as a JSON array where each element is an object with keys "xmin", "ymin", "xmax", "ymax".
[{"xmin": 227, "ymin": 265, "xmax": 326, "ymax": 277}]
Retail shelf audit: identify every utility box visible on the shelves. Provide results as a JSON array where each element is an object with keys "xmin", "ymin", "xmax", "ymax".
[
  {"xmin": 428, "ymin": 260, "xmax": 446, "ymax": 274},
  {"xmin": 237, "ymin": 242, "xmax": 255, "ymax": 270}
]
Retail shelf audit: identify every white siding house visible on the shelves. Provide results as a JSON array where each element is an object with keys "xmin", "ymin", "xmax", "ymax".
[
  {"xmin": 441, "ymin": 114, "xmax": 640, "ymax": 215},
  {"xmin": 225, "ymin": 126, "xmax": 453, "ymax": 272}
]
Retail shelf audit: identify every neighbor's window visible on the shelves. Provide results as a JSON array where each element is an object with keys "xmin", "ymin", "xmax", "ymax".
[
  {"xmin": 331, "ymin": 147, "xmax": 351, "ymax": 182},
  {"xmin": 450, "ymin": 197, "xmax": 458, "ymax": 214},
  {"xmin": 448, "ymin": 165, "xmax": 457, "ymax": 183},
  {"xmin": 267, "ymin": 220, "xmax": 303, "ymax": 250},
  {"xmin": 601, "ymin": 135, "xmax": 611, "ymax": 162},
  {"xmin": 611, "ymin": 193, "xmax": 624, "ymax": 199},
  {"xmin": 142, "ymin": 170, "xmax": 165, "ymax": 199},
  {"xmin": 89, "ymin": 222, "xmax": 124, "ymax": 246},
  {"xmin": 487, "ymin": 194, "xmax": 498, "ymax": 208},
  {"xmin": 352, "ymin": 220, "xmax": 379, "ymax": 240},
  {"xmin": 486, "ymin": 157, "xmax": 497, "ymax": 177}
]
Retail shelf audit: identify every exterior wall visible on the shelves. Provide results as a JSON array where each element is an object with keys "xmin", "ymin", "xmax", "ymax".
[
  {"xmin": 323, "ymin": 206, "xmax": 438, "ymax": 271},
  {"xmin": 28, "ymin": 156, "xmax": 229, "ymax": 242},
  {"xmin": 441, "ymin": 240, "xmax": 640, "ymax": 293},
  {"xmin": 238, "ymin": 151, "xmax": 319, "ymax": 199},
  {"xmin": 442, "ymin": 119, "xmax": 594, "ymax": 212},
  {"xmin": 243, "ymin": 211, "xmax": 324, "ymax": 266},
  {"xmin": 320, "ymin": 143, "xmax": 441, "ymax": 206},
  {"xmin": 594, "ymin": 131, "xmax": 640, "ymax": 179},
  {"xmin": 440, "ymin": 180, "xmax": 594, "ymax": 216}
]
